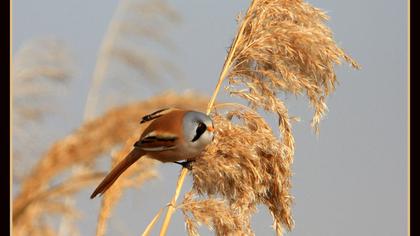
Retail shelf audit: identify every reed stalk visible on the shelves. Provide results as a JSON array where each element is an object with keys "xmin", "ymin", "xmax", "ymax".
[
  {"xmin": 154, "ymin": 0, "xmax": 359, "ymax": 234},
  {"xmin": 156, "ymin": 1, "xmax": 259, "ymax": 235},
  {"xmin": 158, "ymin": 169, "xmax": 189, "ymax": 236}
]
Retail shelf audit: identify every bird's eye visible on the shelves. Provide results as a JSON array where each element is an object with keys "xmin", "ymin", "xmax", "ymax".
[{"xmin": 191, "ymin": 122, "xmax": 207, "ymax": 142}]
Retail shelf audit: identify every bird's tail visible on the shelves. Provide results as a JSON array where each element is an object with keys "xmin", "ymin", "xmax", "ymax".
[{"xmin": 90, "ymin": 148, "xmax": 145, "ymax": 199}]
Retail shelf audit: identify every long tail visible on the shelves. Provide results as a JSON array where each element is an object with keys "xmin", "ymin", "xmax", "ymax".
[{"xmin": 90, "ymin": 148, "xmax": 145, "ymax": 199}]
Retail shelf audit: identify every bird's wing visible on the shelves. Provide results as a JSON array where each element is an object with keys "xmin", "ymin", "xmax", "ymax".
[
  {"xmin": 140, "ymin": 108, "xmax": 180, "ymax": 124},
  {"xmin": 134, "ymin": 132, "xmax": 178, "ymax": 151},
  {"xmin": 137, "ymin": 109, "xmax": 187, "ymax": 151}
]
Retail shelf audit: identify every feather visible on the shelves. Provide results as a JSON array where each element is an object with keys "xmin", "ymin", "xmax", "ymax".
[
  {"xmin": 135, "ymin": 133, "xmax": 177, "ymax": 151},
  {"xmin": 140, "ymin": 108, "xmax": 175, "ymax": 124},
  {"xmin": 90, "ymin": 148, "xmax": 145, "ymax": 198}
]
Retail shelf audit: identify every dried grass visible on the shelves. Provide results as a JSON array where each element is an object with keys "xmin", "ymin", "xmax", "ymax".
[
  {"xmin": 63, "ymin": 0, "xmax": 182, "ymax": 233},
  {"xmin": 182, "ymin": 106, "xmax": 293, "ymax": 235},
  {"xmin": 83, "ymin": 0, "xmax": 181, "ymax": 120},
  {"xmin": 95, "ymin": 135, "xmax": 158, "ymax": 236},
  {"xmin": 12, "ymin": 0, "xmax": 359, "ymax": 235},
  {"xmin": 12, "ymin": 172, "xmax": 103, "ymax": 236},
  {"xmin": 13, "ymin": 38, "xmax": 74, "ymax": 84},
  {"xmin": 174, "ymin": 0, "xmax": 359, "ymax": 235},
  {"xmin": 13, "ymin": 1, "xmax": 184, "ymax": 235},
  {"xmin": 13, "ymin": 92, "xmax": 209, "ymax": 235},
  {"xmin": 181, "ymin": 192, "xmax": 254, "ymax": 236},
  {"xmin": 12, "ymin": 37, "xmax": 73, "ymax": 125},
  {"xmin": 12, "ymin": 38, "xmax": 75, "ymax": 184},
  {"xmin": 226, "ymin": 0, "xmax": 359, "ymax": 134}
]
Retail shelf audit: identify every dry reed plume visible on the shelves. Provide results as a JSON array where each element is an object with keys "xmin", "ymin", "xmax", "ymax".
[
  {"xmin": 181, "ymin": 105, "xmax": 295, "ymax": 235},
  {"xmin": 12, "ymin": 0, "xmax": 359, "ymax": 235},
  {"xmin": 63, "ymin": 0, "xmax": 181, "ymax": 234},
  {"xmin": 157, "ymin": 0, "xmax": 359, "ymax": 235},
  {"xmin": 13, "ymin": 92, "xmax": 209, "ymax": 236},
  {"xmin": 13, "ymin": 38, "xmax": 73, "ymax": 124},
  {"xmin": 181, "ymin": 191, "xmax": 253, "ymax": 236},
  {"xmin": 84, "ymin": 0, "xmax": 181, "ymax": 120},
  {"xmin": 13, "ymin": 172, "xmax": 105, "ymax": 236},
  {"xmin": 13, "ymin": 1, "xmax": 184, "ymax": 235},
  {"xmin": 226, "ymin": 0, "xmax": 360, "ymax": 134},
  {"xmin": 13, "ymin": 38, "xmax": 73, "ymax": 85},
  {"xmin": 12, "ymin": 38, "xmax": 74, "ymax": 182}
]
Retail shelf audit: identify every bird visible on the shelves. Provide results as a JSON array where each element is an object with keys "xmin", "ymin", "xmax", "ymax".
[{"xmin": 90, "ymin": 108, "xmax": 215, "ymax": 199}]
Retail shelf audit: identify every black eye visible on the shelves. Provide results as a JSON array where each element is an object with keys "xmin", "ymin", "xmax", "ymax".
[{"xmin": 191, "ymin": 122, "xmax": 207, "ymax": 142}]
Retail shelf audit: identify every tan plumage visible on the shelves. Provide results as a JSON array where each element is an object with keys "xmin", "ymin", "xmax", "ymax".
[
  {"xmin": 90, "ymin": 148, "xmax": 145, "ymax": 198},
  {"xmin": 90, "ymin": 108, "xmax": 214, "ymax": 199}
]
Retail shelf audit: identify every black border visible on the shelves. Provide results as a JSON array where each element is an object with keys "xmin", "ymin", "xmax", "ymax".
[
  {"xmin": 408, "ymin": 1, "xmax": 413, "ymax": 235},
  {"xmin": 4, "ymin": 0, "xmax": 11, "ymax": 234}
]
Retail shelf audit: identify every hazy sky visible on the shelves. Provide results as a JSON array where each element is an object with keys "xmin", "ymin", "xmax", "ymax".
[{"xmin": 13, "ymin": 0, "xmax": 408, "ymax": 235}]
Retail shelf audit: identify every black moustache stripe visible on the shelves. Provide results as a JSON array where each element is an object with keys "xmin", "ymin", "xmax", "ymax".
[{"xmin": 192, "ymin": 123, "xmax": 207, "ymax": 142}]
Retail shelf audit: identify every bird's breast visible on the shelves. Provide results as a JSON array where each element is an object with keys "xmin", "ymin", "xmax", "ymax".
[{"xmin": 146, "ymin": 144, "xmax": 199, "ymax": 162}]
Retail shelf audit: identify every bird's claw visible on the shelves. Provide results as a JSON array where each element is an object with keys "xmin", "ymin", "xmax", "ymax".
[{"xmin": 174, "ymin": 160, "xmax": 193, "ymax": 170}]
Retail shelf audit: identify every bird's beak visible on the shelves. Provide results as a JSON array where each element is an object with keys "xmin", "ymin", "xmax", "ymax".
[{"xmin": 207, "ymin": 126, "xmax": 214, "ymax": 132}]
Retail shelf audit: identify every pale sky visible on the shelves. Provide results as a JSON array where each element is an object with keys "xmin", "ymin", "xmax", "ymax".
[{"xmin": 13, "ymin": 0, "xmax": 408, "ymax": 235}]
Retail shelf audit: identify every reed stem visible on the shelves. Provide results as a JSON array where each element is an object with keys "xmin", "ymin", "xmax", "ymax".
[
  {"xmin": 158, "ymin": 168, "xmax": 189, "ymax": 236},
  {"xmin": 157, "ymin": 1, "xmax": 258, "ymax": 235},
  {"xmin": 206, "ymin": 0, "xmax": 256, "ymax": 114},
  {"xmin": 83, "ymin": 0, "xmax": 124, "ymax": 121},
  {"xmin": 142, "ymin": 207, "xmax": 164, "ymax": 236}
]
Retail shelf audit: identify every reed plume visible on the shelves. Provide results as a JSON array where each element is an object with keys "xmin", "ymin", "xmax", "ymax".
[
  {"xmin": 13, "ymin": 38, "xmax": 73, "ymax": 85},
  {"xmin": 13, "ymin": 1, "xmax": 184, "ymax": 234},
  {"xmin": 225, "ymin": 0, "xmax": 359, "ymax": 134},
  {"xmin": 95, "ymin": 135, "xmax": 158, "ymax": 236},
  {"xmin": 13, "ymin": 37, "xmax": 74, "ymax": 124},
  {"xmin": 13, "ymin": 172, "xmax": 104, "ymax": 236},
  {"xmin": 159, "ymin": 0, "xmax": 359, "ymax": 235},
  {"xmin": 12, "ymin": 0, "xmax": 360, "ymax": 235},
  {"xmin": 61, "ymin": 0, "xmax": 181, "ymax": 234},
  {"xmin": 181, "ymin": 191, "xmax": 254, "ymax": 236},
  {"xmin": 84, "ymin": 0, "xmax": 181, "ymax": 120},
  {"xmin": 13, "ymin": 92, "xmax": 209, "ymax": 235},
  {"xmin": 12, "ymin": 38, "xmax": 74, "ymax": 182},
  {"xmin": 182, "ymin": 106, "xmax": 294, "ymax": 235}
]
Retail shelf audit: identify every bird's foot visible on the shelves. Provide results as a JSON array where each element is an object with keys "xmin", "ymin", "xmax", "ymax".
[{"xmin": 174, "ymin": 160, "xmax": 194, "ymax": 170}]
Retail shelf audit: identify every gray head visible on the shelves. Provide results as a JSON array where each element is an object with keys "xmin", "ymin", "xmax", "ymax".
[{"xmin": 183, "ymin": 111, "xmax": 215, "ymax": 155}]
